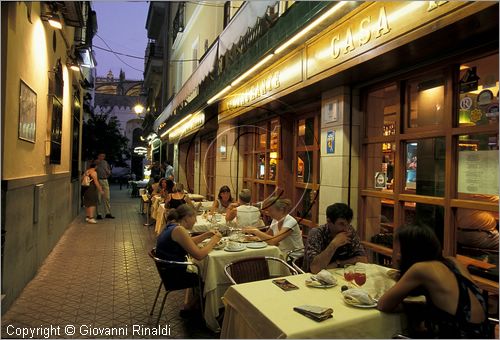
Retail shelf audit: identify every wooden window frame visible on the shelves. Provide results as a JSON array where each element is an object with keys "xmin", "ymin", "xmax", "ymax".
[{"xmin": 359, "ymin": 54, "xmax": 499, "ymax": 292}]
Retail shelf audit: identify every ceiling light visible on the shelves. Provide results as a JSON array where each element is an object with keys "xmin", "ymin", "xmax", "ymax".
[{"xmin": 48, "ymin": 16, "xmax": 62, "ymax": 29}]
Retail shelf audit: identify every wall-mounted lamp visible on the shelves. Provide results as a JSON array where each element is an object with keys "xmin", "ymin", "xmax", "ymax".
[
  {"xmin": 67, "ymin": 59, "xmax": 80, "ymax": 72},
  {"xmin": 269, "ymin": 152, "xmax": 278, "ymax": 159},
  {"xmin": 41, "ymin": 12, "xmax": 63, "ymax": 29}
]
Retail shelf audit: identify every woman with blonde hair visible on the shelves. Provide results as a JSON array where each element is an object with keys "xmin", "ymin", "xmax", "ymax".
[{"xmin": 244, "ymin": 197, "xmax": 304, "ymax": 255}]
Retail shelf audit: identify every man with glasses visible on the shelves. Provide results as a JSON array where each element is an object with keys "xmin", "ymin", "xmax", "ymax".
[{"xmin": 303, "ymin": 203, "xmax": 367, "ymax": 274}]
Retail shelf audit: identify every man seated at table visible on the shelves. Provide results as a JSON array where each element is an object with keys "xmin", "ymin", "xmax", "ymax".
[
  {"xmin": 225, "ymin": 189, "xmax": 262, "ymax": 227},
  {"xmin": 303, "ymin": 203, "xmax": 367, "ymax": 274}
]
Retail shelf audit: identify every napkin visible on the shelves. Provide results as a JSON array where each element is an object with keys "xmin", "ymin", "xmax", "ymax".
[
  {"xmin": 342, "ymin": 288, "xmax": 376, "ymax": 305},
  {"xmin": 315, "ymin": 270, "xmax": 336, "ymax": 285},
  {"xmin": 293, "ymin": 305, "xmax": 333, "ymax": 322}
]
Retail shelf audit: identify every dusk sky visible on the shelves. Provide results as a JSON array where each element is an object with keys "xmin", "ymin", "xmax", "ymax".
[{"xmin": 92, "ymin": 1, "xmax": 150, "ymax": 80}]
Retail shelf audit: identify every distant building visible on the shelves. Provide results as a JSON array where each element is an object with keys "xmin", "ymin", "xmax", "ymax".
[{"xmin": 93, "ymin": 70, "xmax": 146, "ymax": 179}]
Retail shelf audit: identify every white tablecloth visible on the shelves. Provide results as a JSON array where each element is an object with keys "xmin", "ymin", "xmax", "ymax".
[
  {"xmin": 193, "ymin": 245, "xmax": 283, "ymax": 332},
  {"xmin": 221, "ymin": 263, "xmax": 407, "ymax": 338},
  {"xmin": 154, "ymin": 209, "xmax": 226, "ymax": 236}
]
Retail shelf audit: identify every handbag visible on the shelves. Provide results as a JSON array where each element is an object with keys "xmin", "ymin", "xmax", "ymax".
[{"xmin": 81, "ymin": 171, "xmax": 92, "ymax": 187}]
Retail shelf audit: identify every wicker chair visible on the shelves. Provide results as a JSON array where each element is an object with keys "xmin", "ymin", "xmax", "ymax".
[
  {"xmin": 224, "ymin": 256, "xmax": 298, "ymax": 285},
  {"xmin": 148, "ymin": 248, "xmax": 204, "ymax": 326}
]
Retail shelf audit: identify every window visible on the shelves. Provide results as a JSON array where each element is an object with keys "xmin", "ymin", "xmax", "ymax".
[
  {"xmin": 241, "ymin": 118, "xmax": 282, "ymax": 206},
  {"xmin": 294, "ymin": 113, "xmax": 320, "ymax": 231},
  {"xmin": 223, "ymin": 2, "xmax": 231, "ymax": 28},
  {"xmin": 50, "ymin": 60, "xmax": 63, "ymax": 165},
  {"xmin": 360, "ymin": 53, "xmax": 499, "ymax": 284}
]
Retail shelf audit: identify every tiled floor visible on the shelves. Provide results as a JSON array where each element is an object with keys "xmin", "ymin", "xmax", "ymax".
[{"xmin": 1, "ymin": 185, "xmax": 217, "ymax": 339}]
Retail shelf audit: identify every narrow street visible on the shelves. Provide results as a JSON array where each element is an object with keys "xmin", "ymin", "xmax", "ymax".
[{"xmin": 1, "ymin": 185, "xmax": 215, "ymax": 339}]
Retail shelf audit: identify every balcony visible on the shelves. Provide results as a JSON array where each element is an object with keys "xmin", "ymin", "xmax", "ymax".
[
  {"xmin": 144, "ymin": 41, "xmax": 163, "ymax": 90},
  {"xmin": 146, "ymin": 2, "xmax": 167, "ymax": 40}
]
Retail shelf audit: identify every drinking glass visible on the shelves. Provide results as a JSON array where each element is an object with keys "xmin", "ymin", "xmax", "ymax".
[
  {"xmin": 343, "ymin": 264, "xmax": 355, "ymax": 285},
  {"xmin": 354, "ymin": 266, "xmax": 367, "ymax": 287}
]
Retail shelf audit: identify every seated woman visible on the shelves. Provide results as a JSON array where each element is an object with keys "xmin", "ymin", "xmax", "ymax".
[
  {"xmin": 244, "ymin": 198, "xmax": 304, "ymax": 255},
  {"xmin": 166, "ymin": 183, "xmax": 195, "ymax": 209},
  {"xmin": 377, "ymin": 224, "xmax": 489, "ymax": 338},
  {"xmin": 211, "ymin": 185, "xmax": 234, "ymax": 214},
  {"xmin": 156, "ymin": 204, "xmax": 222, "ymax": 314},
  {"xmin": 157, "ymin": 178, "xmax": 174, "ymax": 200}
]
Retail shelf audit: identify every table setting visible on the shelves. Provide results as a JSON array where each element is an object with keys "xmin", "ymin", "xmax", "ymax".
[{"xmin": 220, "ymin": 263, "xmax": 412, "ymax": 338}]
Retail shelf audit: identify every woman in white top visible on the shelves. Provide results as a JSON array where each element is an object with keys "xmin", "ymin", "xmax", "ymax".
[
  {"xmin": 244, "ymin": 198, "xmax": 304, "ymax": 255},
  {"xmin": 211, "ymin": 185, "xmax": 234, "ymax": 214}
]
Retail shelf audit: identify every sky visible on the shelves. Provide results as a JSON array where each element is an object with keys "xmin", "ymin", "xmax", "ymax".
[{"xmin": 92, "ymin": 1, "xmax": 150, "ymax": 80}]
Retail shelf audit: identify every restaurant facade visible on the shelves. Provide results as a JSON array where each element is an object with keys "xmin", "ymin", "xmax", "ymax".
[{"xmin": 156, "ymin": 1, "xmax": 499, "ymax": 294}]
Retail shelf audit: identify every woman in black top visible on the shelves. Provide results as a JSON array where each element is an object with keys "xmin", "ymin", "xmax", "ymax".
[
  {"xmin": 156, "ymin": 204, "xmax": 222, "ymax": 314},
  {"xmin": 378, "ymin": 224, "xmax": 489, "ymax": 338},
  {"xmin": 166, "ymin": 183, "xmax": 194, "ymax": 209}
]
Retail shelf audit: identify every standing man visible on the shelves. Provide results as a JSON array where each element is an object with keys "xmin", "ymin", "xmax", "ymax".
[
  {"xmin": 96, "ymin": 152, "xmax": 115, "ymax": 219},
  {"xmin": 164, "ymin": 160, "xmax": 175, "ymax": 182}
]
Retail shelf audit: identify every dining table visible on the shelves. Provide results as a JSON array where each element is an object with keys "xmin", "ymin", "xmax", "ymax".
[
  {"xmin": 191, "ymin": 243, "xmax": 285, "ymax": 333},
  {"xmin": 153, "ymin": 205, "xmax": 226, "ymax": 236},
  {"xmin": 220, "ymin": 263, "xmax": 409, "ymax": 338}
]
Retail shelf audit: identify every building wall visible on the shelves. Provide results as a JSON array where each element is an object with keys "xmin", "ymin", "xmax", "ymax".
[
  {"xmin": 215, "ymin": 122, "xmax": 244, "ymax": 198},
  {"xmin": 318, "ymin": 87, "xmax": 360, "ymax": 228},
  {"xmin": 1, "ymin": 2, "xmax": 83, "ymax": 311},
  {"xmin": 169, "ymin": 2, "xmax": 224, "ymax": 96}
]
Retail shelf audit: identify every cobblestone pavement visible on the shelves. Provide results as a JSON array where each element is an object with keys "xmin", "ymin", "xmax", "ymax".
[{"xmin": 1, "ymin": 185, "xmax": 216, "ymax": 339}]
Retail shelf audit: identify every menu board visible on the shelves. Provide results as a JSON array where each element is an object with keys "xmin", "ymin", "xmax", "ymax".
[{"xmin": 458, "ymin": 150, "xmax": 499, "ymax": 195}]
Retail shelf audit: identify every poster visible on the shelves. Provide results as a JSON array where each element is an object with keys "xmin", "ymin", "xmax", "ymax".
[
  {"xmin": 19, "ymin": 80, "xmax": 37, "ymax": 143},
  {"xmin": 326, "ymin": 130, "xmax": 335, "ymax": 154},
  {"xmin": 458, "ymin": 150, "xmax": 498, "ymax": 195}
]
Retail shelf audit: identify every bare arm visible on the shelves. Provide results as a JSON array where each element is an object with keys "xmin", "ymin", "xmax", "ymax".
[
  {"xmin": 191, "ymin": 231, "xmax": 215, "ymax": 244},
  {"xmin": 225, "ymin": 203, "xmax": 238, "ymax": 222},
  {"xmin": 310, "ymin": 232, "xmax": 353, "ymax": 274},
  {"xmin": 90, "ymin": 171, "xmax": 104, "ymax": 193},
  {"xmin": 184, "ymin": 195, "xmax": 195, "ymax": 208},
  {"xmin": 171, "ymin": 227, "xmax": 222, "ymax": 261},
  {"xmin": 211, "ymin": 200, "xmax": 219, "ymax": 215},
  {"xmin": 377, "ymin": 263, "xmax": 424, "ymax": 312},
  {"xmin": 245, "ymin": 227, "xmax": 290, "ymax": 246}
]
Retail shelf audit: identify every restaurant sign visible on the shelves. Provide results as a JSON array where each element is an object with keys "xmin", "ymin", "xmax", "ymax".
[
  {"xmin": 168, "ymin": 112, "xmax": 205, "ymax": 142},
  {"xmin": 306, "ymin": 1, "xmax": 469, "ymax": 78},
  {"xmin": 219, "ymin": 52, "xmax": 303, "ymax": 120}
]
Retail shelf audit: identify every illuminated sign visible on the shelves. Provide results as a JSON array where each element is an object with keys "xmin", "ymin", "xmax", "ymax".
[{"xmin": 168, "ymin": 112, "xmax": 205, "ymax": 142}]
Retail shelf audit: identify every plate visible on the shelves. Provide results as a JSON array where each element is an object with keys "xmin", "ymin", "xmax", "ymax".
[
  {"xmin": 246, "ymin": 242, "xmax": 267, "ymax": 249},
  {"xmin": 343, "ymin": 297, "xmax": 377, "ymax": 308},
  {"xmin": 305, "ymin": 280, "xmax": 336, "ymax": 289},
  {"xmin": 224, "ymin": 245, "xmax": 246, "ymax": 252}
]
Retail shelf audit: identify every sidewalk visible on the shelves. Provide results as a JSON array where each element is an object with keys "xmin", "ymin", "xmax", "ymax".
[{"xmin": 1, "ymin": 185, "xmax": 215, "ymax": 339}]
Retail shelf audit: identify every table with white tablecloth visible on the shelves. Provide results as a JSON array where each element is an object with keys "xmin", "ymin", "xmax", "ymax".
[
  {"xmin": 154, "ymin": 207, "xmax": 226, "ymax": 236},
  {"xmin": 193, "ymin": 245, "xmax": 283, "ymax": 332},
  {"xmin": 221, "ymin": 263, "xmax": 407, "ymax": 338}
]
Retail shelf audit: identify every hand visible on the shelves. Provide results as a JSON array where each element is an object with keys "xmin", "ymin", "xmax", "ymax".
[
  {"xmin": 212, "ymin": 230, "xmax": 222, "ymax": 241},
  {"xmin": 331, "ymin": 231, "xmax": 351, "ymax": 249},
  {"xmin": 99, "ymin": 189, "xmax": 105, "ymax": 195}
]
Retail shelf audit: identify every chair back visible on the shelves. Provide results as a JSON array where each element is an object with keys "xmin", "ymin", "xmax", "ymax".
[
  {"xmin": 224, "ymin": 256, "xmax": 299, "ymax": 284},
  {"xmin": 148, "ymin": 248, "xmax": 198, "ymax": 291},
  {"xmin": 285, "ymin": 248, "xmax": 305, "ymax": 274},
  {"xmin": 225, "ymin": 257, "xmax": 270, "ymax": 284}
]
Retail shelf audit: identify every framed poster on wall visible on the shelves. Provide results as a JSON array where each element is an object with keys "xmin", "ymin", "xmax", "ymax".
[{"xmin": 18, "ymin": 79, "xmax": 37, "ymax": 143}]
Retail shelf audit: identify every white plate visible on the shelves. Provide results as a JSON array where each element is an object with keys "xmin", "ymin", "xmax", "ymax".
[
  {"xmin": 246, "ymin": 242, "xmax": 267, "ymax": 249},
  {"xmin": 343, "ymin": 297, "xmax": 377, "ymax": 308},
  {"xmin": 224, "ymin": 245, "xmax": 246, "ymax": 252},
  {"xmin": 305, "ymin": 280, "xmax": 337, "ymax": 289}
]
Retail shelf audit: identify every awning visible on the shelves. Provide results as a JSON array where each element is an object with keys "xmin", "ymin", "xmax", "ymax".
[{"xmin": 153, "ymin": 100, "xmax": 173, "ymax": 131}]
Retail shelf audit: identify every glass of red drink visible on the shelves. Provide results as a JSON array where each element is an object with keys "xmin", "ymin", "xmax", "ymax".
[
  {"xmin": 343, "ymin": 264, "xmax": 354, "ymax": 284},
  {"xmin": 354, "ymin": 266, "xmax": 367, "ymax": 286}
]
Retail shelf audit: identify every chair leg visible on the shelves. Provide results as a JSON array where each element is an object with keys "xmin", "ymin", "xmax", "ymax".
[
  {"xmin": 150, "ymin": 281, "xmax": 163, "ymax": 316},
  {"xmin": 156, "ymin": 291, "xmax": 169, "ymax": 327}
]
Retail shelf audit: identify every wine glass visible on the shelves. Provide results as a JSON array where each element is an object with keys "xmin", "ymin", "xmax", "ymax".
[
  {"xmin": 344, "ymin": 264, "xmax": 355, "ymax": 285},
  {"xmin": 354, "ymin": 266, "xmax": 367, "ymax": 287}
]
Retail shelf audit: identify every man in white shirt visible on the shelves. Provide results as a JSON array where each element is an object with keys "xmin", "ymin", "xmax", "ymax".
[{"xmin": 226, "ymin": 189, "xmax": 261, "ymax": 227}]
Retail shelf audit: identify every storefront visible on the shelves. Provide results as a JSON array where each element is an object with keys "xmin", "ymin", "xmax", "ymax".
[{"xmin": 214, "ymin": 1, "xmax": 499, "ymax": 291}]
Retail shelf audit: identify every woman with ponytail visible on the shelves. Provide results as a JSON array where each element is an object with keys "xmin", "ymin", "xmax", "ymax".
[{"xmin": 156, "ymin": 204, "xmax": 222, "ymax": 316}]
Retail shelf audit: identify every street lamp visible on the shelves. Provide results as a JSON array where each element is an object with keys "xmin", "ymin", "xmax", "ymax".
[{"xmin": 134, "ymin": 104, "xmax": 145, "ymax": 115}]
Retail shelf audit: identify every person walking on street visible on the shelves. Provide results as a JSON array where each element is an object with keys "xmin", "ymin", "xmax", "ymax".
[
  {"xmin": 96, "ymin": 152, "xmax": 115, "ymax": 219},
  {"xmin": 83, "ymin": 161, "xmax": 104, "ymax": 224}
]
